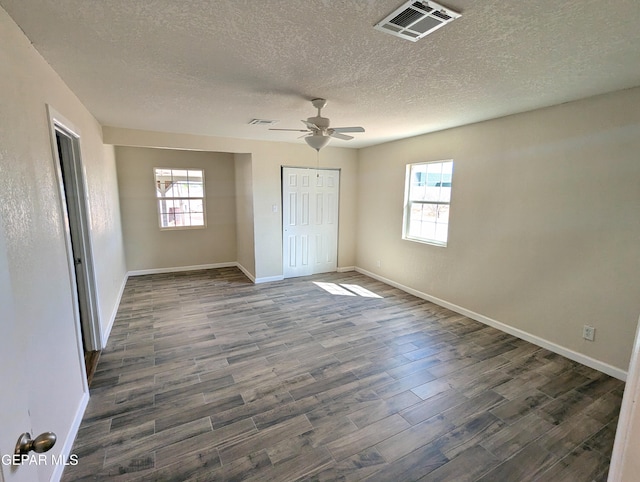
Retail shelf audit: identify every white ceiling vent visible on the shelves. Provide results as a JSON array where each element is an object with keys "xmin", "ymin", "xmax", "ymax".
[
  {"xmin": 374, "ymin": 1, "xmax": 461, "ymax": 42},
  {"xmin": 249, "ymin": 119, "xmax": 278, "ymax": 126}
]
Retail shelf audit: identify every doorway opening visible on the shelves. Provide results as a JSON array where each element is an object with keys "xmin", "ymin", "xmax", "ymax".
[{"xmin": 49, "ymin": 107, "xmax": 102, "ymax": 384}]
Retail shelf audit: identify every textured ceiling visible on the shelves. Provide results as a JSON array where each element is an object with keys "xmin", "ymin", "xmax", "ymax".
[{"xmin": 3, "ymin": 0, "xmax": 640, "ymax": 148}]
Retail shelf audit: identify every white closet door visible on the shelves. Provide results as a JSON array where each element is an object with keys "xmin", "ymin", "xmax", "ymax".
[{"xmin": 282, "ymin": 167, "xmax": 339, "ymax": 278}]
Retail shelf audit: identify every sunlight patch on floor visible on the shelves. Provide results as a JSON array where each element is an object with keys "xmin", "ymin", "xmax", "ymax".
[
  {"xmin": 313, "ymin": 282, "xmax": 383, "ymax": 298},
  {"xmin": 313, "ymin": 282, "xmax": 356, "ymax": 296},
  {"xmin": 339, "ymin": 284, "xmax": 383, "ymax": 298}
]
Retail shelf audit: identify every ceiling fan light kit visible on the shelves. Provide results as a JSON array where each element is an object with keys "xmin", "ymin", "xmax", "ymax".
[
  {"xmin": 305, "ymin": 135, "xmax": 331, "ymax": 151},
  {"xmin": 269, "ymin": 98, "xmax": 365, "ymax": 151}
]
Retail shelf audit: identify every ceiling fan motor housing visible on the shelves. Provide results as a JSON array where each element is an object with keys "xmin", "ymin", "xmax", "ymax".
[
  {"xmin": 268, "ymin": 98, "xmax": 364, "ymax": 150},
  {"xmin": 307, "ymin": 116, "xmax": 330, "ymax": 132}
]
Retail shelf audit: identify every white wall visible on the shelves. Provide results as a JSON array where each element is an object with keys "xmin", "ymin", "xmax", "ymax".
[
  {"xmin": 103, "ymin": 128, "xmax": 359, "ymax": 281},
  {"xmin": 115, "ymin": 146, "xmax": 237, "ymax": 272},
  {"xmin": 0, "ymin": 5, "xmax": 127, "ymax": 480},
  {"xmin": 357, "ymin": 87, "xmax": 640, "ymax": 374}
]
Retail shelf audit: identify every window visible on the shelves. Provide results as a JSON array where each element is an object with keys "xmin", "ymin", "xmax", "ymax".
[
  {"xmin": 154, "ymin": 168, "xmax": 205, "ymax": 229},
  {"xmin": 403, "ymin": 160, "xmax": 453, "ymax": 246}
]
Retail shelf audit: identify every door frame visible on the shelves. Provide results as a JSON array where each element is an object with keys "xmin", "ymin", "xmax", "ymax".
[
  {"xmin": 281, "ymin": 166, "xmax": 340, "ymax": 278},
  {"xmin": 608, "ymin": 314, "xmax": 640, "ymax": 480},
  {"xmin": 47, "ymin": 105, "xmax": 102, "ymax": 354}
]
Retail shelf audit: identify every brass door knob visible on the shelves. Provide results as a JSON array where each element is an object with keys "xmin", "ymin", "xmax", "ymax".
[{"xmin": 14, "ymin": 432, "xmax": 57, "ymax": 456}]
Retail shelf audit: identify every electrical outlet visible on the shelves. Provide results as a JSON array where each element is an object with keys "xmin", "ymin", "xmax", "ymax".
[
  {"xmin": 376, "ymin": 260, "xmax": 381, "ymax": 268},
  {"xmin": 583, "ymin": 325, "xmax": 596, "ymax": 341}
]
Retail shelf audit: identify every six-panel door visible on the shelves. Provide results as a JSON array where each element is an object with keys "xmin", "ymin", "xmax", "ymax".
[{"xmin": 282, "ymin": 167, "xmax": 339, "ymax": 278}]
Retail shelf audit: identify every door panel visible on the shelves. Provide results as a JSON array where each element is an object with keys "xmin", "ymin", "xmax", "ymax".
[
  {"xmin": 0, "ymin": 226, "xmax": 37, "ymax": 481},
  {"xmin": 283, "ymin": 168, "xmax": 339, "ymax": 278},
  {"xmin": 301, "ymin": 192, "xmax": 309, "ymax": 225},
  {"xmin": 316, "ymin": 193, "xmax": 323, "ymax": 224}
]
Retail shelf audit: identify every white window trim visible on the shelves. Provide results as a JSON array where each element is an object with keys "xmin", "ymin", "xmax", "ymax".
[
  {"xmin": 402, "ymin": 160, "xmax": 453, "ymax": 247},
  {"xmin": 154, "ymin": 167, "xmax": 207, "ymax": 230}
]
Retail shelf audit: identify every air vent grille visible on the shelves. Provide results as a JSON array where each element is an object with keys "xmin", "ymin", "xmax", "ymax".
[
  {"xmin": 412, "ymin": 1, "xmax": 433, "ymax": 12},
  {"xmin": 374, "ymin": 0, "xmax": 461, "ymax": 42},
  {"xmin": 390, "ymin": 8, "xmax": 424, "ymax": 27},
  {"xmin": 432, "ymin": 10, "xmax": 452, "ymax": 20},
  {"xmin": 248, "ymin": 119, "xmax": 278, "ymax": 126}
]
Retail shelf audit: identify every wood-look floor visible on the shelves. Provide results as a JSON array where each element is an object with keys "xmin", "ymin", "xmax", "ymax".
[{"xmin": 62, "ymin": 268, "xmax": 624, "ymax": 481}]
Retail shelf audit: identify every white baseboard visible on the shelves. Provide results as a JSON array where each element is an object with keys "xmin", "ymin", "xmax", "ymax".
[
  {"xmin": 102, "ymin": 272, "xmax": 128, "ymax": 347},
  {"xmin": 128, "ymin": 262, "xmax": 237, "ymax": 277},
  {"xmin": 337, "ymin": 266, "xmax": 356, "ymax": 272},
  {"xmin": 126, "ymin": 261, "xmax": 262, "ymax": 284},
  {"xmin": 53, "ymin": 391, "xmax": 89, "ymax": 481},
  {"xmin": 356, "ymin": 267, "xmax": 627, "ymax": 381},
  {"xmin": 236, "ymin": 263, "xmax": 256, "ymax": 283},
  {"xmin": 255, "ymin": 275, "xmax": 284, "ymax": 284}
]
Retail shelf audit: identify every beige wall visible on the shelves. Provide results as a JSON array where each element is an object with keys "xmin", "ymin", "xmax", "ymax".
[
  {"xmin": 115, "ymin": 146, "xmax": 237, "ymax": 271},
  {"xmin": 357, "ymin": 87, "xmax": 640, "ymax": 372},
  {"xmin": 234, "ymin": 153, "xmax": 256, "ymax": 277},
  {"xmin": 95, "ymin": 144, "xmax": 128, "ymax": 339},
  {"xmin": 0, "ymin": 5, "xmax": 127, "ymax": 479},
  {"xmin": 104, "ymin": 128, "xmax": 359, "ymax": 281}
]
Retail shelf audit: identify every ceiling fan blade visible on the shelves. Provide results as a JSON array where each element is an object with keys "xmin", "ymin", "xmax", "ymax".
[
  {"xmin": 302, "ymin": 120, "xmax": 320, "ymax": 130},
  {"xmin": 329, "ymin": 132, "xmax": 354, "ymax": 141},
  {"xmin": 331, "ymin": 126, "xmax": 365, "ymax": 133},
  {"xmin": 269, "ymin": 128, "xmax": 310, "ymax": 132}
]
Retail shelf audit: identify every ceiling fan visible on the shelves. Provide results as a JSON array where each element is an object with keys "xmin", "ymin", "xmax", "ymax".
[{"xmin": 270, "ymin": 98, "xmax": 365, "ymax": 151}]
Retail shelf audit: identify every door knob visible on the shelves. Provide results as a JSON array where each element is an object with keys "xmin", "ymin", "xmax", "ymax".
[{"xmin": 15, "ymin": 432, "xmax": 57, "ymax": 456}]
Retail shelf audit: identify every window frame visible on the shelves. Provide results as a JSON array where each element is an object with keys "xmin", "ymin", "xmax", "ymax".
[
  {"xmin": 402, "ymin": 159, "xmax": 453, "ymax": 247},
  {"xmin": 154, "ymin": 167, "xmax": 206, "ymax": 230}
]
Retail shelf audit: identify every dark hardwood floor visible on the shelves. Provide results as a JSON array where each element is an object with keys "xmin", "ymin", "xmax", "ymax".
[{"xmin": 62, "ymin": 267, "xmax": 624, "ymax": 481}]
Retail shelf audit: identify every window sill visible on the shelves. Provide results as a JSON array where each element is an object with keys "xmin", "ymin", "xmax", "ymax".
[
  {"xmin": 402, "ymin": 236, "xmax": 447, "ymax": 248},
  {"xmin": 159, "ymin": 225, "xmax": 207, "ymax": 231}
]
